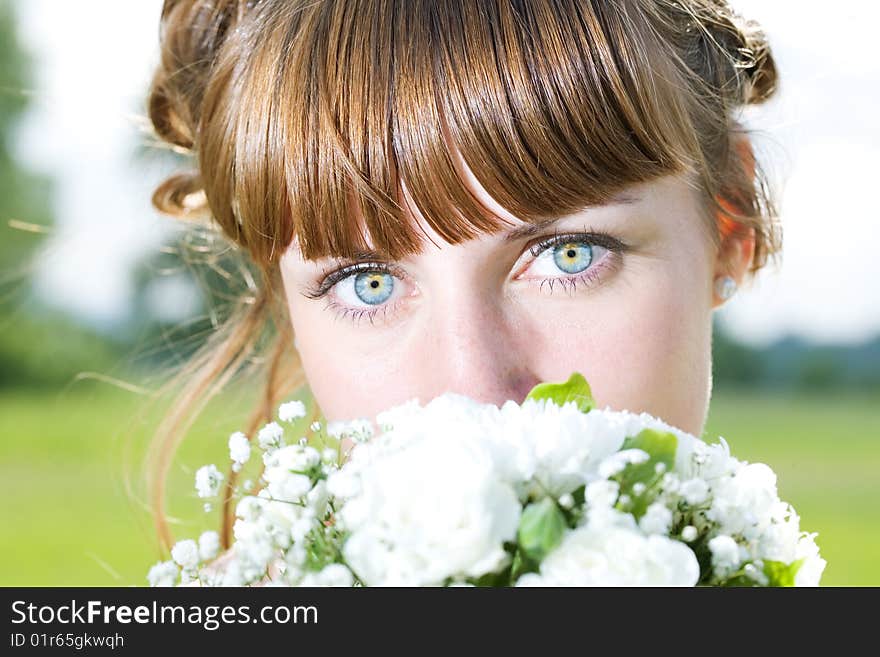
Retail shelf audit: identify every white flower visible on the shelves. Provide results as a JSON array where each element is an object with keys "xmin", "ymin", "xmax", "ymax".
[
  {"xmin": 236, "ymin": 496, "xmax": 263, "ymax": 522},
  {"xmin": 679, "ymin": 478, "xmax": 710, "ymax": 506},
  {"xmin": 585, "ymin": 480, "xmax": 620, "ymax": 509},
  {"xmin": 339, "ymin": 432, "xmax": 520, "ymax": 586},
  {"xmin": 794, "ymin": 532, "xmax": 827, "ymax": 587},
  {"xmin": 231, "ymin": 518, "xmax": 275, "ymax": 579},
  {"xmin": 198, "ymin": 531, "xmax": 221, "ymax": 561},
  {"xmin": 166, "ymin": 387, "xmax": 822, "ymax": 588},
  {"xmin": 327, "ymin": 418, "xmax": 374, "ymax": 443},
  {"xmin": 264, "ymin": 463, "xmax": 312, "ymax": 503},
  {"xmin": 257, "ymin": 422, "xmax": 285, "ymax": 452},
  {"xmin": 194, "ymin": 464, "xmax": 223, "ymax": 498},
  {"xmin": 639, "ymin": 502, "xmax": 673, "ymax": 535},
  {"xmin": 279, "ymin": 400, "xmax": 307, "ymax": 423},
  {"xmin": 527, "ymin": 405, "xmax": 630, "ymax": 496},
  {"xmin": 660, "ymin": 472, "xmax": 680, "ymax": 493},
  {"xmin": 708, "ymin": 463, "xmax": 786, "ymax": 539},
  {"xmin": 297, "ymin": 564, "xmax": 354, "ymax": 587},
  {"xmin": 597, "ymin": 448, "xmax": 650, "ymax": 479},
  {"xmin": 757, "ymin": 506, "xmax": 801, "ymax": 564},
  {"xmin": 147, "ymin": 560, "xmax": 179, "ymax": 587},
  {"xmin": 708, "ymin": 534, "xmax": 742, "ymax": 574},
  {"xmin": 227, "ymin": 432, "xmax": 251, "ymax": 472},
  {"xmin": 558, "ymin": 493, "xmax": 575, "ymax": 509},
  {"xmin": 514, "ymin": 573, "xmax": 544, "ymax": 587},
  {"xmin": 516, "ymin": 525, "xmax": 699, "ymax": 586},
  {"xmin": 171, "ymin": 539, "xmax": 200, "ymax": 570},
  {"xmin": 676, "ymin": 436, "xmax": 737, "ymax": 481}
]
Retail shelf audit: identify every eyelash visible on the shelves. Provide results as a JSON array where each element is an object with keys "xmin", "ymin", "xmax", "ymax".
[{"xmin": 305, "ymin": 230, "xmax": 628, "ymax": 326}]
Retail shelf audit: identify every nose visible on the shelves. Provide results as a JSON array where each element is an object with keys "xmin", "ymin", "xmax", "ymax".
[{"xmin": 415, "ymin": 285, "xmax": 540, "ymax": 409}]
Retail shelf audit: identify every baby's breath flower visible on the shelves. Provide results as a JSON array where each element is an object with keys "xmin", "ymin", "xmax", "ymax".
[
  {"xmin": 147, "ymin": 560, "xmax": 179, "ymax": 587},
  {"xmin": 639, "ymin": 502, "xmax": 672, "ymax": 535},
  {"xmin": 679, "ymin": 478, "xmax": 710, "ymax": 506},
  {"xmin": 171, "ymin": 539, "xmax": 200, "ymax": 570},
  {"xmin": 158, "ymin": 385, "xmax": 822, "ymax": 588},
  {"xmin": 708, "ymin": 534, "xmax": 741, "ymax": 574},
  {"xmin": 743, "ymin": 562, "xmax": 768, "ymax": 585},
  {"xmin": 298, "ymin": 563, "xmax": 355, "ymax": 587},
  {"xmin": 228, "ymin": 431, "xmax": 251, "ymax": 470},
  {"xmin": 585, "ymin": 480, "xmax": 619, "ymax": 508},
  {"xmin": 660, "ymin": 472, "xmax": 680, "ymax": 492},
  {"xmin": 327, "ymin": 418, "xmax": 374, "ymax": 443},
  {"xmin": 195, "ymin": 464, "xmax": 223, "ymax": 499},
  {"xmin": 279, "ymin": 400, "xmax": 307, "ymax": 423},
  {"xmin": 598, "ymin": 449, "xmax": 649, "ymax": 478},
  {"xmin": 198, "ymin": 530, "xmax": 221, "ymax": 561},
  {"xmin": 257, "ymin": 422, "xmax": 285, "ymax": 452},
  {"xmin": 681, "ymin": 525, "xmax": 698, "ymax": 542},
  {"xmin": 236, "ymin": 496, "xmax": 263, "ymax": 522},
  {"xmin": 310, "ymin": 421, "xmax": 322, "ymax": 432}
]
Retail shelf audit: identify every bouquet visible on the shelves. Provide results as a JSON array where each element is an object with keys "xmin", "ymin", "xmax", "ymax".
[{"xmin": 147, "ymin": 372, "xmax": 825, "ymax": 587}]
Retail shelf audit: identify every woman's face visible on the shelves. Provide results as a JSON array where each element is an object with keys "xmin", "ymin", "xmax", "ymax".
[{"xmin": 280, "ymin": 157, "xmax": 738, "ymax": 441}]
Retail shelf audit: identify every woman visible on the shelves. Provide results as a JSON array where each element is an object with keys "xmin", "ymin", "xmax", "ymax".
[{"xmin": 146, "ymin": 0, "xmax": 780, "ymax": 552}]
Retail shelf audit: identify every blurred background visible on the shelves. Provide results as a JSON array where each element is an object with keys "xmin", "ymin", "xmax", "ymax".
[{"xmin": 0, "ymin": 0, "xmax": 877, "ymax": 586}]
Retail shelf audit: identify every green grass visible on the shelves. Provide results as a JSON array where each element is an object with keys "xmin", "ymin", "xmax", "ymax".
[
  {"xmin": 1, "ymin": 384, "xmax": 878, "ymax": 586},
  {"xmin": 701, "ymin": 390, "xmax": 880, "ymax": 586}
]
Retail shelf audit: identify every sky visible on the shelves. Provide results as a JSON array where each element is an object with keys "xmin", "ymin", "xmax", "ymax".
[{"xmin": 9, "ymin": 0, "xmax": 880, "ymax": 346}]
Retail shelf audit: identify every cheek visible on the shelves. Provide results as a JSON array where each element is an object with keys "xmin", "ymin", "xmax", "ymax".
[
  {"xmin": 529, "ymin": 261, "xmax": 713, "ymax": 435},
  {"xmin": 285, "ymin": 300, "xmax": 409, "ymax": 422}
]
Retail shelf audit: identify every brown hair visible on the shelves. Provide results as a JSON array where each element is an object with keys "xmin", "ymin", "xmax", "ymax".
[{"xmin": 144, "ymin": 0, "xmax": 781, "ymax": 552}]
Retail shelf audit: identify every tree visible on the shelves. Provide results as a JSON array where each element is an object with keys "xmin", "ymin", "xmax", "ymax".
[{"xmin": 0, "ymin": 2, "xmax": 120, "ymax": 389}]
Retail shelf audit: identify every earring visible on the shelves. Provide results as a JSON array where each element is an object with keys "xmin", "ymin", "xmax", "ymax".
[{"xmin": 714, "ymin": 275, "xmax": 737, "ymax": 301}]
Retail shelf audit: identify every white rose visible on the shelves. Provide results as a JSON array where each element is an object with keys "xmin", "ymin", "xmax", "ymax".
[
  {"xmin": 340, "ymin": 433, "xmax": 520, "ymax": 586},
  {"xmin": 517, "ymin": 525, "xmax": 699, "ymax": 586}
]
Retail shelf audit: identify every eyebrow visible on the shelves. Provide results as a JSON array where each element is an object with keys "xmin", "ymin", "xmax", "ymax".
[{"xmin": 501, "ymin": 193, "xmax": 641, "ymax": 242}]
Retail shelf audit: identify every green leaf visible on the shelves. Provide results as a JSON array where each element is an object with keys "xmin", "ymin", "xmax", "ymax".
[
  {"xmin": 617, "ymin": 429, "xmax": 678, "ymax": 518},
  {"xmin": 620, "ymin": 429, "xmax": 678, "ymax": 483},
  {"xmin": 525, "ymin": 372, "xmax": 595, "ymax": 413},
  {"xmin": 517, "ymin": 497, "xmax": 566, "ymax": 562},
  {"xmin": 763, "ymin": 559, "xmax": 805, "ymax": 587}
]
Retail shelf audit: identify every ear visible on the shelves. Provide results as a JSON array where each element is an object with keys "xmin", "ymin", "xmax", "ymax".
[
  {"xmin": 711, "ymin": 135, "xmax": 757, "ymax": 309},
  {"xmin": 711, "ymin": 221, "xmax": 755, "ymax": 309}
]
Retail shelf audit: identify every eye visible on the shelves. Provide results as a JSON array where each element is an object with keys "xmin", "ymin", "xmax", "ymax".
[
  {"xmin": 519, "ymin": 231, "xmax": 626, "ymax": 295},
  {"xmin": 350, "ymin": 271, "xmax": 394, "ymax": 305},
  {"xmin": 530, "ymin": 240, "xmax": 603, "ymax": 276},
  {"xmin": 303, "ymin": 262, "xmax": 409, "ymax": 326},
  {"xmin": 302, "ymin": 230, "xmax": 629, "ymax": 326}
]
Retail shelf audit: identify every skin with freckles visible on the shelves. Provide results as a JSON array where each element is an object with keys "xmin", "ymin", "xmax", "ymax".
[{"xmin": 279, "ymin": 157, "xmax": 754, "ymax": 452}]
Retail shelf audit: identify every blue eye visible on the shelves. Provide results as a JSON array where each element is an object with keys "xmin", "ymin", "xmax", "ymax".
[
  {"xmin": 553, "ymin": 242, "xmax": 593, "ymax": 274},
  {"xmin": 354, "ymin": 271, "xmax": 394, "ymax": 305}
]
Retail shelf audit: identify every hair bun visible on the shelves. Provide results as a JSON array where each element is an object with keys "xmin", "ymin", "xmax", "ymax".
[
  {"xmin": 736, "ymin": 17, "xmax": 778, "ymax": 106},
  {"xmin": 148, "ymin": 0, "xmax": 256, "ymax": 217},
  {"xmin": 676, "ymin": 0, "xmax": 779, "ymax": 109},
  {"xmin": 714, "ymin": 1, "xmax": 778, "ymax": 106}
]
